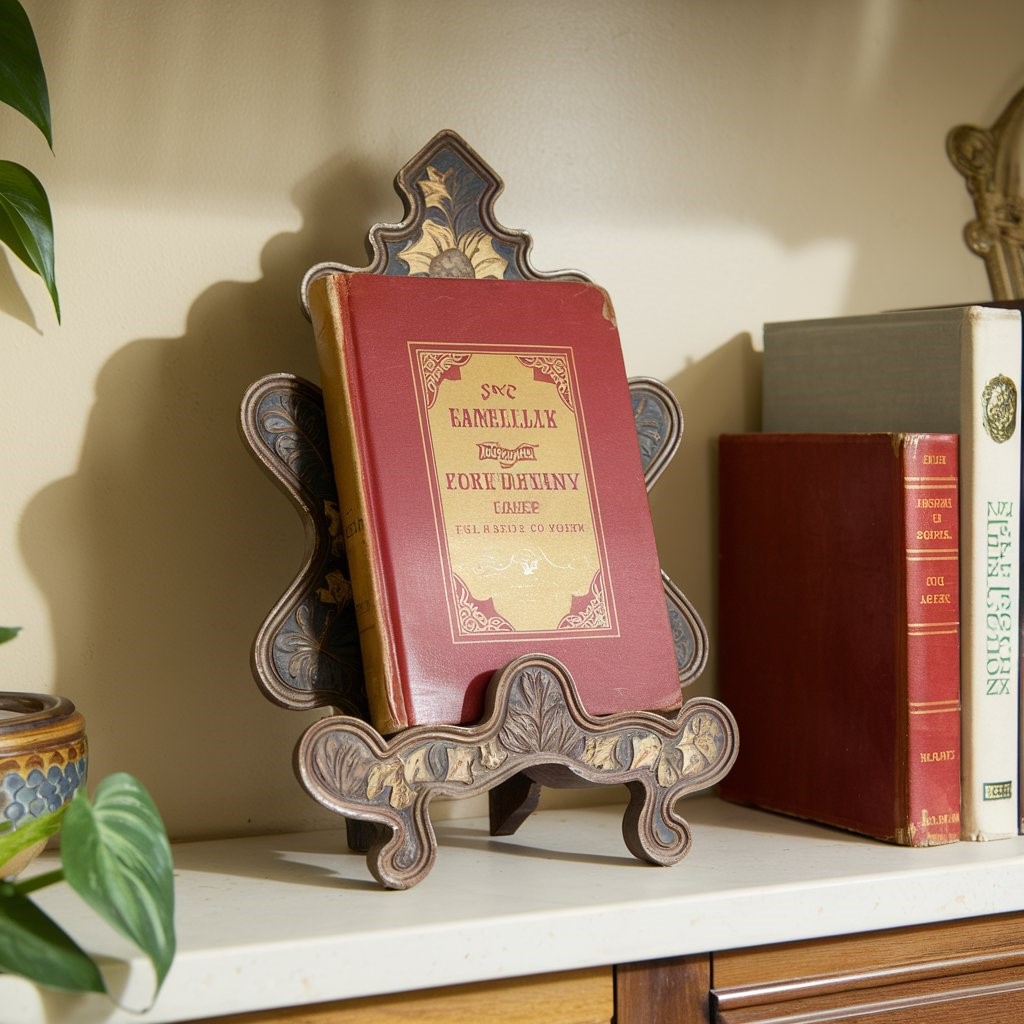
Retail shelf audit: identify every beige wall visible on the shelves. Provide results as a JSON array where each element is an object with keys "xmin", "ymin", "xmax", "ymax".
[{"xmin": 2, "ymin": 0, "xmax": 1019, "ymax": 840}]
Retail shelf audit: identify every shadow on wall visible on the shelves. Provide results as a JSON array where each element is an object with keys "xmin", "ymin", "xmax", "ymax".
[
  {"xmin": 16, "ymin": 144, "xmax": 764, "ymax": 840},
  {"xmin": 17, "ymin": 153, "xmax": 401, "ymax": 841},
  {"xmin": 647, "ymin": 335, "xmax": 762, "ymax": 706},
  {"xmin": 0, "ymin": 249, "xmax": 46, "ymax": 332}
]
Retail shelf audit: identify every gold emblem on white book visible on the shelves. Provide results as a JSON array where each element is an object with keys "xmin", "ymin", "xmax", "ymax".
[{"xmin": 982, "ymin": 374, "xmax": 1018, "ymax": 443}]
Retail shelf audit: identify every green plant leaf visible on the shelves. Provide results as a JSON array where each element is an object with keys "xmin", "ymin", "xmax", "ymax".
[
  {"xmin": 0, "ymin": 802, "xmax": 66, "ymax": 867},
  {"xmin": 61, "ymin": 773, "xmax": 175, "ymax": 990},
  {"xmin": 0, "ymin": 159, "xmax": 58, "ymax": 321},
  {"xmin": 0, "ymin": 887, "xmax": 104, "ymax": 992},
  {"xmin": 0, "ymin": 625, "xmax": 21, "ymax": 644},
  {"xmin": 0, "ymin": 0, "xmax": 52, "ymax": 147}
]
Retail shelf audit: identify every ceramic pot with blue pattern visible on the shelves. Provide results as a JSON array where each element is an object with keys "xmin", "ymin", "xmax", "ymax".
[{"xmin": 0, "ymin": 692, "xmax": 87, "ymax": 877}]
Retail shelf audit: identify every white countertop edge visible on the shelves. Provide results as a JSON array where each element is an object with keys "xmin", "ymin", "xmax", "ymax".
[{"xmin": 6, "ymin": 797, "xmax": 1024, "ymax": 1022}]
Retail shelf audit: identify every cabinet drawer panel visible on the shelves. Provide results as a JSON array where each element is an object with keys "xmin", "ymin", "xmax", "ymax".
[
  {"xmin": 194, "ymin": 966, "xmax": 613, "ymax": 1024},
  {"xmin": 715, "ymin": 966, "xmax": 1024, "ymax": 1023},
  {"xmin": 713, "ymin": 911, "xmax": 1024, "ymax": 997}
]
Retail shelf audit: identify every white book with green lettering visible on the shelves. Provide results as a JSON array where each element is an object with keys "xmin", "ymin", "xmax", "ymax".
[{"xmin": 763, "ymin": 305, "xmax": 1022, "ymax": 841}]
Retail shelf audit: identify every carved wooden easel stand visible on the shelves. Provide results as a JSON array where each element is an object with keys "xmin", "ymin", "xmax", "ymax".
[
  {"xmin": 299, "ymin": 654, "xmax": 735, "ymax": 889},
  {"xmin": 241, "ymin": 130, "xmax": 738, "ymax": 889}
]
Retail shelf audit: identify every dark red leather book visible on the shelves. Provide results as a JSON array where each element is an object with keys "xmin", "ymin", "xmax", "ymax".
[
  {"xmin": 308, "ymin": 273, "xmax": 680, "ymax": 735},
  {"xmin": 718, "ymin": 432, "xmax": 961, "ymax": 845}
]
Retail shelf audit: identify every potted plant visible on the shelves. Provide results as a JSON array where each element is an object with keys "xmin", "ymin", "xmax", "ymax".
[
  {"xmin": 0, "ymin": 2, "xmax": 175, "ymax": 1006},
  {"xmin": 0, "ymin": 763, "xmax": 176, "ymax": 1003}
]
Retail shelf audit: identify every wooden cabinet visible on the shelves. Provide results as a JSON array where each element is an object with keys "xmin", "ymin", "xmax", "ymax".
[{"xmin": 195, "ymin": 912, "xmax": 1024, "ymax": 1024}]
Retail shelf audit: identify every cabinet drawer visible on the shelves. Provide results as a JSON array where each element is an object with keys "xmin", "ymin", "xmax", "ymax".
[
  {"xmin": 193, "ymin": 966, "xmax": 612, "ymax": 1024},
  {"xmin": 712, "ymin": 912, "xmax": 1024, "ymax": 1023}
]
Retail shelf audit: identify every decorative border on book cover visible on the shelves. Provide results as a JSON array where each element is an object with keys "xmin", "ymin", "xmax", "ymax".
[{"xmin": 410, "ymin": 342, "xmax": 619, "ymax": 644}]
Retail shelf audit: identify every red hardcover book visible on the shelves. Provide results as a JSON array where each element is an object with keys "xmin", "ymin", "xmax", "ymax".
[
  {"xmin": 718, "ymin": 432, "xmax": 961, "ymax": 845},
  {"xmin": 308, "ymin": 273, "xmax": 680, "ymax": 735}
]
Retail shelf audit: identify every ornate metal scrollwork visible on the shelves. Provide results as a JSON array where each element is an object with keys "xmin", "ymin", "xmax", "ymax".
[{"xmin": 949, "ymin": 86, "xmax": 1024, "ymax": 299}]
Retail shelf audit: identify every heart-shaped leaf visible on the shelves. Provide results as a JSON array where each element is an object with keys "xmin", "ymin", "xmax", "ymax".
[
  {"xmin": 0, "ymin": 625, "xmax": 21, "ymax": 644},
  {"xmin": 60, "ymin": 774, "xmax": 175, "ymax": 991},
  {"xmin": 0, "ymin": 159, "xmax": 58, "ymax": 320},
  {"xmin": 0, "ymin": 886, "xmax": 104, "ymax": 993},
  {"xmin": 0, "ymin": 0, "xmax": 52, "ymax": 147},
  {"xmin": 0, "ymin": 802, "xmax": 66, "ymax": 870}
]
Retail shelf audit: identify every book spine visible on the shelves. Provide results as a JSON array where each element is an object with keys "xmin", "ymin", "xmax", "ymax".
[
  {"xmin": 901, "ymin": 434, "xmax": 961, "ymax": 845},
  {"xmin": 960, "ymin": 311, "xmax": 1021, "ymax": 840},
  {"xmin": 308, "ymin": 276, "xmax": 406, "ymax": 736}
]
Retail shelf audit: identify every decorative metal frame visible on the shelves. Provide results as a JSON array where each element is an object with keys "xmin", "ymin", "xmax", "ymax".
[
  {"xmin": 948, "ymin": 85, "xmax": 1024, "ymax": 299},
  {"xmin": 240, "ymin": 130, "xmax": 737, "ymax": 888}
]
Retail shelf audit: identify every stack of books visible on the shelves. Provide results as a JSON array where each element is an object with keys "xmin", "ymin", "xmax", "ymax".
[{"xmin": 718, "ymin": 305, "xmax": 1023, "ymax": 845}]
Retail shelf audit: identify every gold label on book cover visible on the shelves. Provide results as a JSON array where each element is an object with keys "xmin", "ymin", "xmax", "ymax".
[
  {"xmin": 411, "ymin": 343, "xmax": 617, "ymax": 641},
  {"xmin": 982, "ymin": 374, "xmax": 1017, "ymax": 443}
]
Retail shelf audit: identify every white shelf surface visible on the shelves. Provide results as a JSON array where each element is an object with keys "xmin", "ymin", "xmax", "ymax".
[{"xmin": 6, "ymin": 796, "xmax": 1024, "ymax": 1022}]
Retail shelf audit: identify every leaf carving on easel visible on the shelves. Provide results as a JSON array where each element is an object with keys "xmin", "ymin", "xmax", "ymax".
[
  {"xmin": 500, "ymin": 669, "xmax": 584, "ymax": 759},
  {"xmin": 271, "ymin": 595, "xmax": 364, "ymax": 716},
  {"xmin": 309, "ymin": 731, "xmax": 373, "ymax": 802},
  {"xmin": 366, "ymin": 759, "xmax": 415, "ymax": 809},
  {"xmin": 632, "ymin": 390, "xmax": 670, "ymax": 472},
  {"xmin": 655, "ymin": 712, "xmax": 727, "ymax": 787},
  {"xmin": 443, "ymin": 746, "xmax": 476, "ymax": 784},
  {"xmin": 478, "ymin": 738, "xmax": 507, "ymax": 771},
  {"xmin": 581, "ymin": 734, "xmax": 621, "ymax": 770},
  {"xmin": 278, "ymin": 604, "xmax": 323, "ymax": 684},
  {"xmin": 258, "ymin": 390, "xmax": 335, "ymax": 499}
]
